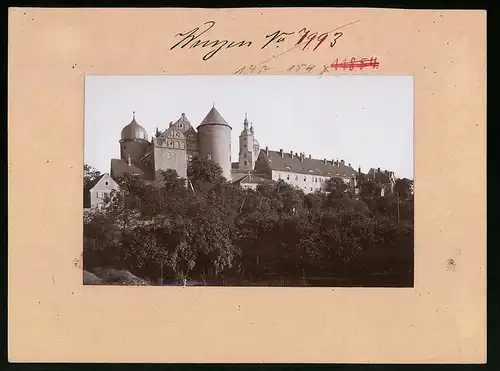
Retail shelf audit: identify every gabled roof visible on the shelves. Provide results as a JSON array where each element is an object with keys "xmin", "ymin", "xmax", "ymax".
[
  {"xmin": 260, "ymin": 150, "xmax": 357, "ymax": 178},
  {"xmin": 83, "ymin": 174, "xmax": 106, "ymax": 208},
  {"xmin": 110, "ymin": 158, "xmax": 144, "ymax": 178},
  {"xmin": 367, "ymin": 168, "xmax": 395, "ymax": 183},
  {"xmin": 233, "ymin": 173, "xmax": 276, "ymax": 186},
  {"xmin": 197, "ymin": 106, "xmax": 232, "ymax": 129},
  {"xmin": 85, "ymin": 174, "xmax": 105, "ymax": 191}
]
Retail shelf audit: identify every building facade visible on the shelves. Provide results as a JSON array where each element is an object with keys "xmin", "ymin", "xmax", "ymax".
[
  {"xmin": 108, "ymin": 105, "xmax": 391, "ymax": 195},
  {"xmin": 84, "ymin": 173, "xmax": 120, "ymax": 209}
]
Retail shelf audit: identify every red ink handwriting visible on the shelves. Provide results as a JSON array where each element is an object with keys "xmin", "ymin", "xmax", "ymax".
[{"xmin": 331, "ymin": 57, "xmax": 380, "ymax": 71}]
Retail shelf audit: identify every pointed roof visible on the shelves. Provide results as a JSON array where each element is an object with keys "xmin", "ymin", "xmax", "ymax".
[{"xmin": 197, "ymin": 106, "xmax": 232, "ymax": 129}]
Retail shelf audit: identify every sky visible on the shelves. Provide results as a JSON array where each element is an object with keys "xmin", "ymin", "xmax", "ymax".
[{"xmin": 84, "ymin": 74, "xmax": 414, "ymax": 179}]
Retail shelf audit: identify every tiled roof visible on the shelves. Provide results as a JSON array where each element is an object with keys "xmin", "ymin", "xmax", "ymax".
[
  {"xmin": 233, "ymin": 173, "xmax": 276, "ymax": 186},
  {"xmin": 110, "ymin": 158, "xmax": 144, "ymax": 178},
  {"xmin": 261, "ymin": 150, "xmax": 357, "ymax": 178},
  {"xmin": 197, "ymin": 106, "xmax": 231, "ymax": 129}
]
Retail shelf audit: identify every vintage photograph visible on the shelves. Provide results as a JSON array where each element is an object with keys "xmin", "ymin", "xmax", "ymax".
[{"xmin": 83, "ymin": 74, "xmax": 414, "ymax": 287}]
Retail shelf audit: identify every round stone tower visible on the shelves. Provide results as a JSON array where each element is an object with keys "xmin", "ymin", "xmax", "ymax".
[
  {"xmin": 197, "ymin": 105, "xmax": 232, "ymax": 181},
  {"xmin": 119, "ymin": 111, "xmax": 150, "ymax": 164}
]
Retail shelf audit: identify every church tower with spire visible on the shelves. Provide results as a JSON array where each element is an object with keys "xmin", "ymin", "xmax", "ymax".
[{"xmin": 238, "ymin": 113, "xmax": 257, "ymax": 171}]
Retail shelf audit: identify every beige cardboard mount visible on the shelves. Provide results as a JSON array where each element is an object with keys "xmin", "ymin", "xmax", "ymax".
[{"xmin": 8, "ymin": 8, "xmax": 486, "ymax": 363}]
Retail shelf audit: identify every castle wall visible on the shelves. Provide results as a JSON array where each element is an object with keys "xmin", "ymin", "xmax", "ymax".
[
  {"xmin": 120, "ymin": 139, "xmax": 150, "ymax": 163},
  {"xmin": 197, "ymin": 124, "xmax": 232, "ymax": 181},
  {"xmin": 153, "ymin": 146, "xmax": 188, "ymax": 179}
]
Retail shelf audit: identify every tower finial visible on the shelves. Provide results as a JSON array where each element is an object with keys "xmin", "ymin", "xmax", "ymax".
[
  {"xmin": 133, "ymin": 111, "xmax": 136, "ymax": 119},
  {"xmin": 213, "ymin": 102, "xmax": 215, "ymax": 108}
]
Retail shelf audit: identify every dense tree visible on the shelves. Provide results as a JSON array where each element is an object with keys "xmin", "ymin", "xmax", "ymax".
[
  {"xmin": 84, "ymin": 163, "xmax": 101, "ymax": 186},
  {"xmin": 187, "ymin": 155, "xmax": 227, "ymax": 189},
  {"xmin": 83, "ymin": 157, "xmax": 414, "ymax": 287},
  {"xmin": 394, "ymin": 178, "xmax": 414, "ymax": 199}
]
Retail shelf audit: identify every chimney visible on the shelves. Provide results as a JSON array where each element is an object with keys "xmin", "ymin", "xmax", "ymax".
[
  {"xmin": 341, "ymin": 160, "xmax": 345, "ymax": 165},
  {"xmin": 127, "ymin": 154, "xmax": 132, "ymax": 166},
  {"xmin": 323, "ymin": 158, "xmax": 327, "ymax": 165},
  {"xmin": 300, "ymin": 153, "xmax": 304, "ymax": 162},
  {"xmin": 169, "ymin": 121, "xmax": 173, "ymax": 128},
  {"xmin": 290, "ymin": 151, "xmax": 294, "ymax": 159},
  {"xmin": 279, "ymin": 149, "xmax": 283, "ymax": 158},
  {"xmin": 265, "ymin": 146, "xmax": 269, "ymax": 155},
  {"xmin": 378, "ymin": 167, "xmax": 380, "ymax": 172},
  {"xmin": 309, "ymin": 154, "xmax": 312, "ymax": 159},
  {"xmin": 348, "ymin": 163, "xmax": 351, "ymax": 167},
  {"xmin": 358, "ymin": 166, "xmax": 361, "ymax": 173}
]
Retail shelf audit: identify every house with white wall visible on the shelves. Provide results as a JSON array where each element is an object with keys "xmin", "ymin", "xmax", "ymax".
[{"xmin": 84, "ymin": 173, "xmax": 119, "ymax": 210}]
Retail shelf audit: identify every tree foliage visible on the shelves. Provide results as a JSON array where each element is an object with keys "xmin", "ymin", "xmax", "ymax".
[{"xmin": 84, "ymin": 157, "xmax": 414, "ymax": 287}]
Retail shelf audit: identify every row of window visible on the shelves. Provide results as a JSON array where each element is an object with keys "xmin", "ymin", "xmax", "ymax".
[
  {"xmin": 167, "ymin": 140, "xmax": 186, "ymax": 150},
  {"xmin": 166, "ymin": 152, "xmax": 194, "ymax": 162},
  {"xmin": 278, "ymin": 173, "xmax": 328, "ymax": 183}
]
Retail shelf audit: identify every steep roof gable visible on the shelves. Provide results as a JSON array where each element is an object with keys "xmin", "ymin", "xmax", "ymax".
[{"xmin": 197, "ymin": 106, "xmax": 231, "ymax": 129}]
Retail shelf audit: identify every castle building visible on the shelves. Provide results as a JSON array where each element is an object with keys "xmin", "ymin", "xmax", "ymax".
[{"xmin": 109, "ymin": 105, "xmax": 362, "ymax": 194}]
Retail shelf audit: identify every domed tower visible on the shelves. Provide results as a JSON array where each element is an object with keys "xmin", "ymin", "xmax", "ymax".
[
  {"xmin": 119, "ymin": 111, "xmax": 150, "ymax": 165},
  {"xmin": 197, "ymin": 105, "xmax": 232, "ymax": 181},
  {"xmin": 238, "ymin": 114, "xmax": 256, "ymax": 171}
]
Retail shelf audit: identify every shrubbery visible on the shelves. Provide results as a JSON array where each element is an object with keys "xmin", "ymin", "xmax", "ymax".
[{"xmin": 83, "ymin": 157, "xmax": 414, "ymax": 286}]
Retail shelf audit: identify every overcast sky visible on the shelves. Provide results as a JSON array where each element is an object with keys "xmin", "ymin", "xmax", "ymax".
[{"xmin": 84, "ymin": 74, "xmax": 414, "ymax": 179}]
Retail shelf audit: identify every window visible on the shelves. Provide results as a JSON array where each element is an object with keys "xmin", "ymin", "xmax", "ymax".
[
  {"xmin": 304, "ymin": 177, "xmax": 306, "ymax": 182},
  {"xmin": 244, "ymin": 160, "xmax": 248, "ymax": 166},
  {"xmin": 295, "ymin": 175, "xmax": 298, "ymax": 180},
  {"xmin": 287, "ymin": 175, "xmax": 290, "ymax": 180},
  {"xmin": 315, "ymin": 178, "xmax": 318, "ymax": 183},
  {"xmin": 169, "ymin": 141, "xmax": 173, "ymax": 146},
  {"xmin": 310, "ymin": 187, "xmax": 313, "ymax": 191},
  {"xmin": 180, "ymin": 124, "xmax": 183, "ymax": 128},
  {"xmin": 105, "ymin": 181, "xmax": 108, "ymax": 185},
  {"xmin": 244, "ymin": 144, "xmax": 246, "ymax": 148},
  {"xmin": 244, "ymin": 137, "xmax": 246, "ymax": 141}
]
